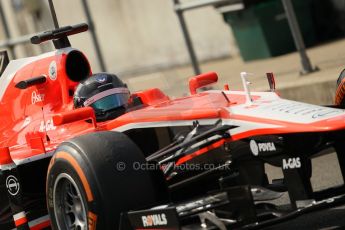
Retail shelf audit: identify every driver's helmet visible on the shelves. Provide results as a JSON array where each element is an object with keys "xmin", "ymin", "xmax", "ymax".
[{"xmin": 73, "ymin": 73, "xmax": 130, "ymax": 121}]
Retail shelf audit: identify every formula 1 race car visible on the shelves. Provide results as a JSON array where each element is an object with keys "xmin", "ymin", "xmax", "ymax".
[{"xmin": 2, "ymin": 23, "xmax": 345, "ymax": 230}]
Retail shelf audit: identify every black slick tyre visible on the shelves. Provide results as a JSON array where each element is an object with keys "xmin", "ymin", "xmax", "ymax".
[{"xmin": 46, "ymin": 131, "xmax": 168, "ymax": 230}]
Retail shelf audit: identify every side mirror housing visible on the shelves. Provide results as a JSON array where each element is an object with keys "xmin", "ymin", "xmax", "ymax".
[
  {"xmin": 53, "ymin": 107, "xmax": 96, "ymax": 127},
  {"xmin": 189, "ymin": 72, "xmax": 218, "ymax": 95}
]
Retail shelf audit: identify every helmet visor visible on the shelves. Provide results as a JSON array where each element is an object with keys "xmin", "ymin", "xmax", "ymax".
[{"xmin": 90, "ymin": 93, "xmax": 129, "ymax": 112}]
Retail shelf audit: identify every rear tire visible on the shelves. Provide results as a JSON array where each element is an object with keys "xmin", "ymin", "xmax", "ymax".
[{"xmin": 46, "ymin": 131, "xmax": 168, "ymax": 230}]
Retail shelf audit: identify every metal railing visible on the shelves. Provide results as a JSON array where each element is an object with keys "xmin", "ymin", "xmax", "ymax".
[
  {"xmin": 0, "ymin": 0, "xmax": 106, "ymax": 72},
  {"xmin": 0, "ymin": 0, "xmax": 316, "ymax": 75},
  {"xmin": 173, "ymin": 0, "xmax": 242, "ymax": 75},
  {"xmin": 281, "ymin": 0, "xmax": 317, "ymax": 75},
  {"xmin": 173, "ymin": 0, "xmax": 316, "ymax": 76}
]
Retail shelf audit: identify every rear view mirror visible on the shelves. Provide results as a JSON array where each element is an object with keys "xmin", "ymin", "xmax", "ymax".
[
  {"xmin": 189, "ymin": 72, "xmax": 218, "ymax": 95},
  {"xmin": 53, "ymin": 107, "xmax": 96, "ymax": 127}
]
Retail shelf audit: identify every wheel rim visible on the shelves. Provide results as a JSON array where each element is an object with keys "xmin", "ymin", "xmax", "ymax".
[{"xmin": 53, "ymin": 173, "xmax": 87, "ymax": 230}]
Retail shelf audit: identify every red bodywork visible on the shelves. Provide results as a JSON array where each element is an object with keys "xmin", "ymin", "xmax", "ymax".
[
  {"xmin": 1, "ymin": 48, "xmax": 345, "ymax": 166},
  {"xmin": 1, "ymin": 40, "xmax": 345, "ymax": 230}
]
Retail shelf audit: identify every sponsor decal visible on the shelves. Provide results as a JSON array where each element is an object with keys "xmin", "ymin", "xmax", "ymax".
[
  {"xmin": 282, "ymin": 157, "xmax": 301, "ymax": 170},
  {"xmin": 39, "ymin": 118, "xmax": 56, "ymax": 132},
  {"xmin": 96, "ymin": 75, "xmax": 107, "ymax": 83},
  {"xmin": 250, "ymin": 140, "xmax": 276, "ymax": 156},
  {"xmin": 31, "ymin": 91, "xmax": 44, "ymax": 104},
  {"xmin": 88, "ymin": 212, "xmax": 98, "ymax": 230},
  {"xmin": 250, "ymin": 140, "xmax": 259, "ymax": 156},
  {"xmin": 230, "ymin": 99, "xmax": 345, "ymax": 124},
  {"xmin": 142, "ymin": 214, "xmax": 168, "ymax": 227},
  {"xmin": 6, "ymin": 175, "xmax": 20, "ymax": 196},
  {"xmin": 311, "ymin": 110, "xmax": 342, "ymax": 119},
  {"xmin": 48, "ymin": 61, "xmax": 57, "ymax": 80}
]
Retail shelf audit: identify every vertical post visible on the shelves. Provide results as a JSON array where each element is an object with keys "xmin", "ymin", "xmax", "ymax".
[
  {"xmin": 0, "ymin": 147, "xmax": 29, "ymax": 230},
  {"xmin": 281, "ymin": 0, "xmax": 316, "ymax": 75},
  {"xmin": 81, "ymin": 0, "xmax": 107, "ymax": 72},
  {"xmin": 241, "ymin": 72, "xmax": 253, "ymax": 105},
  {"xmin": 0, "ymin": 0, "xmax": 15, "ymax": 58},
  {"xmin": 47, "ymin": 0, "xmax": 70, "ymax": 48},
  {"xmin": 48, "ymin": 0, "xmax": 59, "ymax": 29},
  {"xmin": 173, "ymin": 0, "xmax": 201, "ymax": 75}
]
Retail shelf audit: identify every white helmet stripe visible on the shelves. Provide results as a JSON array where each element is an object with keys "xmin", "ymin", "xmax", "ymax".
[{"xmin": 83, "ymin": 87, "xmax": 129, "ymax": 106}]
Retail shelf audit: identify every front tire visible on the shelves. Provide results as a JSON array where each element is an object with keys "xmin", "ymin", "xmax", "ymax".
[{"xmin": 46, "ymin": 131, "xmax": 168, "ymax": 230}]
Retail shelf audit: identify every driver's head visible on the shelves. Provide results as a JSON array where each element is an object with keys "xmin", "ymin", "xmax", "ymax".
[{"xmin": 73, "ymin": 73, "xmax": 130, "ymax": 121}]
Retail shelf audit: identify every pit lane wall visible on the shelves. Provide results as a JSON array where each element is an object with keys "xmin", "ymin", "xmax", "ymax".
[{"xmin": 279, "ymin": 81, "xmax": 336, "ymax": 105}]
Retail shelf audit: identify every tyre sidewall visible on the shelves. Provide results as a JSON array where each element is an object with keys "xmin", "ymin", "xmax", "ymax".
[
  {"xmin": 47, "ymin": 132, "xmax": 168, "ymax": 230},
  {"xmin": 47, "ymin": 149, "xmax": 100, "ymax": 230}
]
